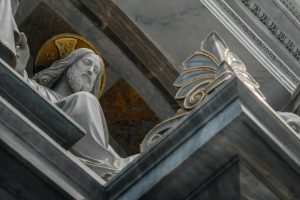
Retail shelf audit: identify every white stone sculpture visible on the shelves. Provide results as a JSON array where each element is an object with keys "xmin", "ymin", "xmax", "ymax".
[
  {"xmin": 31, "ymin": 48, "xmax": 137, "ymax": 179},
  {"xmin": 0, "ymin": 0, "xmax": 137, "ymax": 181}
]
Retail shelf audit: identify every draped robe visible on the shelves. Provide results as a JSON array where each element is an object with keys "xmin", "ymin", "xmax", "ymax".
[
  {"xmin": 0, "ymin": 0, "xmax": 137, "ymax": 180},
  {"xmin": 25, "ymin": 74, "xmax": 138, "ymax": 179}
]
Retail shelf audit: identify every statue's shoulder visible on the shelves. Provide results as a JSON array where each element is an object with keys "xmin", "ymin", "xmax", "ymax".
[{"xmin": 24, "ymin": 75, "xmax": 62, "ymax": 103}]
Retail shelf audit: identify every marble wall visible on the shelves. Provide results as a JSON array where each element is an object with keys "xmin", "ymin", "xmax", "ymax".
[{"xmin": 115, "ymin": 0, "xmax": 292, "ymax": 110}]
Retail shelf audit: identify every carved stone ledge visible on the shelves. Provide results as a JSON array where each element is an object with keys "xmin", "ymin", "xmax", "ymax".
[
  {"xmin": 0, "ymin": 59, "xmax": 84, "ymax": 149},
  {"xmin": 0, "ymin": 95, "xmax": 105, "ymax": 199},
  {"xmin": 108, "ymin": 76, "xmax": 300, "ymax": 200}
]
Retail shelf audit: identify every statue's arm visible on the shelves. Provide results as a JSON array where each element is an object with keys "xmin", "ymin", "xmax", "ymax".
[
  {"xmin": 0, "ymin": 0, "xmax": 28, "ymax": 75},
  {"xmin": 15, "ymin": 32, "xmax": 30, "ymax": 76}
]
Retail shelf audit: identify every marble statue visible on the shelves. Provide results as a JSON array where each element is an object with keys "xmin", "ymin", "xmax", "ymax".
[
  {"xmin": 0, "ymin": 0, "xmax": 21, "ymax": 69},
  {"xmin": 29, "ymin": 48, "xmax": 137, "ymax": 180},
  {"xmin": 0, "ymin": 0, "xmax": 137, "ymax": 181}
]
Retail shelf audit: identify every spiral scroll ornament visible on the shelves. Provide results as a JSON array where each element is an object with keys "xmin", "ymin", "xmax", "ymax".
[{"xmin": 141, "ymin": 32, "xmax": 264, "ymax": 151}]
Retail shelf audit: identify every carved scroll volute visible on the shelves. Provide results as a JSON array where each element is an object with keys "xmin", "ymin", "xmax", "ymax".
[
  {"xmin": 174, "ymin": 52, "xmax": 217, "ymax": 110},
  {"xmin": 141, "ymin": 32, "xmax": 264, "ymax": 152},
  {"xmin": 174, "ymin": 32, "xmax": 232, "ymax": 110}
]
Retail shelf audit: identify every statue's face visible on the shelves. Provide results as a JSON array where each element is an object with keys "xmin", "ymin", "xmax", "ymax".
[{"xmin": 66, "ymin": 54, "xmax": 101, "ymax": 92}]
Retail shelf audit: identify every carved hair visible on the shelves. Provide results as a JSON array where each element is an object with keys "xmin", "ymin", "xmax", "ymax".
[{"xmin": 32, "ymin": 48, "xmax": 104, "ymax": 96}]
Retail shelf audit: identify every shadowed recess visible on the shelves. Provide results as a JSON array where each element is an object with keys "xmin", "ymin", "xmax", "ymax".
[
  {"xmin": 19, "ymin": 2, "xmax": 77, "ymax": 62},
  {"xmin": 100, "ymin": 78, "xmax": 160, "ymax": 155}
]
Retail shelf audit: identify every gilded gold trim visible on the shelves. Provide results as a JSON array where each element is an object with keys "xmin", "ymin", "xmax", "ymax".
[
  {"xmin": 200, "ymin": 50, "xmax": 221, "ymax": 65},
  {"xmin": 54, "ymin": 38, "xmax": 77, "ymax": 59},
  {"xmin": 175, "ymin": 79, "xmax": 212, "ymax": 100}
]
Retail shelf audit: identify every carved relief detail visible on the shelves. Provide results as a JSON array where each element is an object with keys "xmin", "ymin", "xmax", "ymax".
[
  {"xmin": 141, "ymin": 32, "xmax": 264, "ymax": 151},
  {"xmin": 279, "ymin": 0, "xmax": 300, "ymax": 23},
  {"xmin": 213, "ymin": 0, "xmax": 299, "ymax": 85},
  {"xmin": 240, "ymin": 0, "xmax": 300, "ymax": 62}
]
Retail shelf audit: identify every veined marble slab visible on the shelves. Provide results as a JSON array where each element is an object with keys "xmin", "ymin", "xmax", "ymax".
[{"xmin": 115, "ymin": 0, "xmax": 300, "ymax": 110}]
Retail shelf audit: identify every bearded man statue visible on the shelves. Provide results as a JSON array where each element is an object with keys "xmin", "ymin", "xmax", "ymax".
[
  {"xmin": 0, "ymin": 0, "xmax": 135, "ymax": 180},
  {"xmin": 24, "ymin": 48, "xmax": 137, "ymax": 180},
  {"xmin": 0, "ymin": 0, "xmax": 138, "ymax": 180}
]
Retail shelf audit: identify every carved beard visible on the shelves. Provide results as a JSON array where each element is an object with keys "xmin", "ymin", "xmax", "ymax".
[{"xmin": 66, "ymin": 68, "xmax": 85, "ymax": 92}]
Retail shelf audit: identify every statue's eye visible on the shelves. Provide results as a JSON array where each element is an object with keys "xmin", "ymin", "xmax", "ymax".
[{"xmin": 83, "ymin": 59, "xmax": 92, "ymax": 66}]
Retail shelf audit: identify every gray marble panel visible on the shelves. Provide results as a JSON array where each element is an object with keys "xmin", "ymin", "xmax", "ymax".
[
  {"xmin": 114, "ymin": 0, "xmax": 290, "ymax": 110},
  {"xmin": 185, "ymin": 159, "xmax": 240, "ymax": 200},
  {"xmin": 115, "ymin": 0, "xmax": 219, "ymax": 68},
  {"xmin": 0, "ymin": 187, "xmax": 18, "ymax": 200},
  {"xmin": 186, "ymin": 160, "xmax": 280, "ymax": 200},
  {"xmin": 0, "ymin": 144, "xmax": 69, "ymax": 200},
  {"xmin": 240, "ymin": 162, "xmax": 280, "ymax": 200},
  {"xmin": 15, "ymin": 0, "xmax": 42, "ymax": 25}
]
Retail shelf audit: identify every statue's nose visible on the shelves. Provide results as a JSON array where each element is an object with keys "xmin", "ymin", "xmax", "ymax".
[{"xmin": 87, "ymin": 66, "xmax": 94, "ymax": 75}]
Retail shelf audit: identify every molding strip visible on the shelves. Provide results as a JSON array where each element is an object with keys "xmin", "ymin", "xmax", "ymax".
[
  {"xmin": 278, "ymin": 0, "xmax": 300, "ymax": 24},
  {"xmin": 201, "ymin": 0, "xmax": 299, "ymax": 93},
  {"xmin": 240, "ymin": 0, "xmax": 300, "ymax": 62}
]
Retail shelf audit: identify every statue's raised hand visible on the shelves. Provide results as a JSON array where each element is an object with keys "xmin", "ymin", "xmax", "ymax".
[{"xmin": 15, "ymin": 32, "xmax": 30, "ymax": 76}]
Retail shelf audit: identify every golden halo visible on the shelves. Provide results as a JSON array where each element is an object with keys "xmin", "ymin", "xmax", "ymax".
[{"xmin": 35, "ymin": 33, "xmax": 106, "ymax": 98}]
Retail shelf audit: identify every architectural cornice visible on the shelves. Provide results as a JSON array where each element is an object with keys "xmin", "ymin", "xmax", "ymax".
[
  {"xmin": 240, "ymin": 0, "xmax": 300, "ymax": 62},
  {"xmin": 201, "ymin": 0, "xmax": 299, "ymax": 93},
  {"xmin": 279, "ymin": 0, "xmax": 300, "ymax": 23}
]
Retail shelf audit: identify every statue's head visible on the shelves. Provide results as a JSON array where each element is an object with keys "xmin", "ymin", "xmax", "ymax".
[
  {"xmin": 65, "ymin": 52, "xmax": 102, "ymax": 93},
  {"xmin": 33, "ymin": 48, "xmax": 104, "ymax": 96}
]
